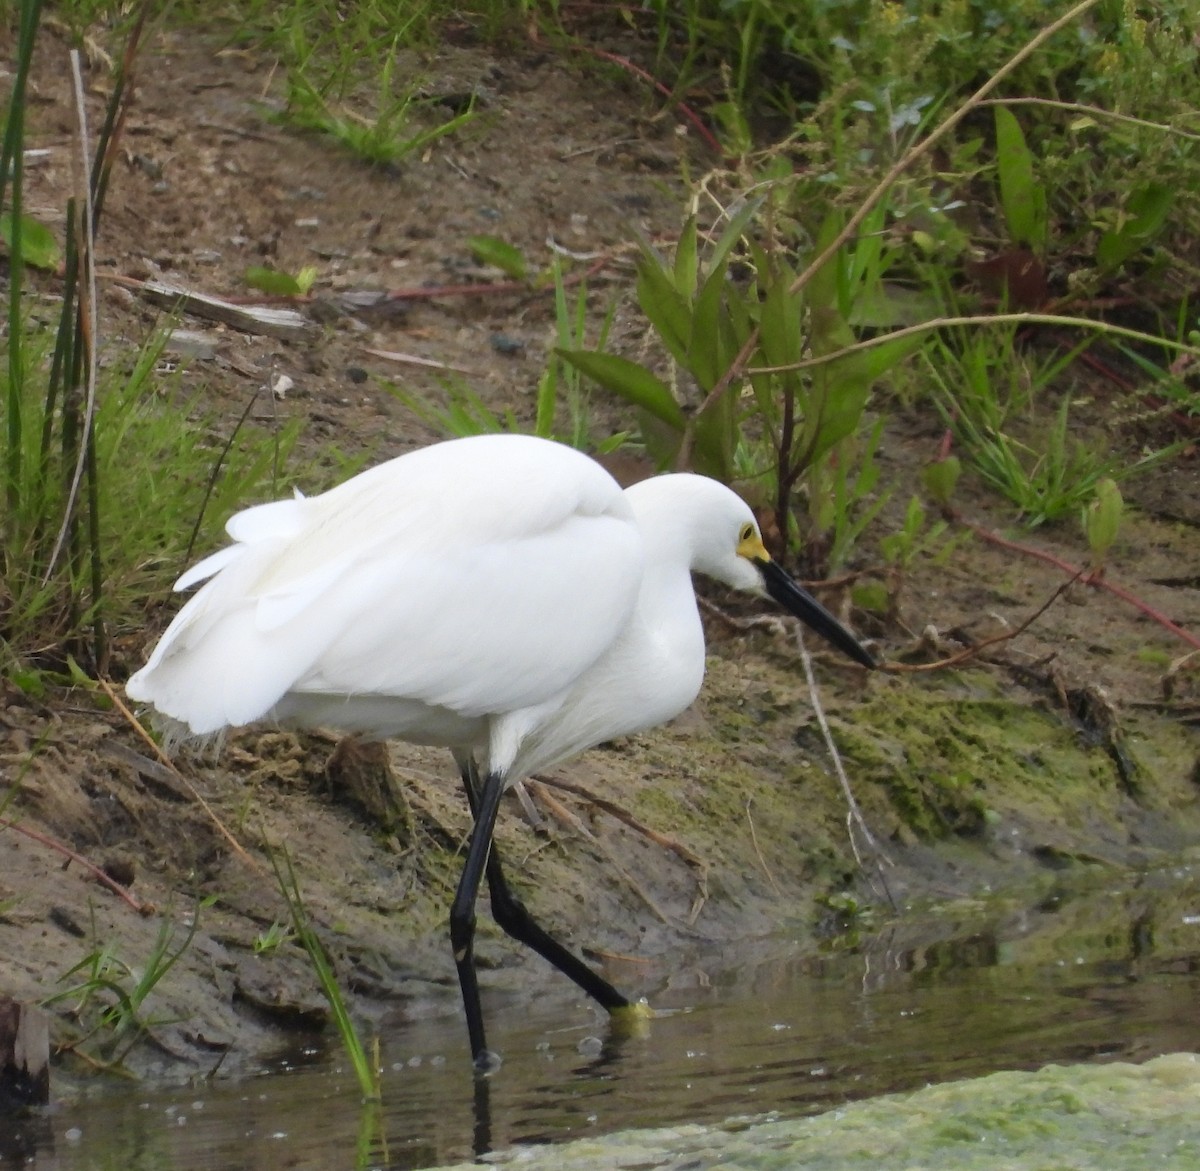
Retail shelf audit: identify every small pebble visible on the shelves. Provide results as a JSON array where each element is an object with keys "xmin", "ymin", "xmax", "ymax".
[{"xmin": 489, "ymin": 333, "xmax": 524, "ymax": 356}]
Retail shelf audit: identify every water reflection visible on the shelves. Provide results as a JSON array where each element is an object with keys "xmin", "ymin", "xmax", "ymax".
[{"xmin": 14, "ymin": 865, "xmax": 1200, "ymax": 1170}]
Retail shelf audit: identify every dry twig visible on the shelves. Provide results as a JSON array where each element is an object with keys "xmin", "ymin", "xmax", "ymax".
[
  {"xmin": 795, "ymin": 626, "xmax": 897, "ymax": 910},
  {"xmin": 102, "ymin": 678, "xmax": 262, "ymax": 873},
  {"xmin": 529, "ymin": 775, "xmax": 710, "ymax": 925},
  {"xmin": 0, "ymin": 817, "xmax": 145, "ymax": 913},
  {"xmin": 534, "ymin": 775, "xmax": 707, "ymax": 872},
  {"xmin": 883, "ymin": 574, "xmax": 1082, "ymax": 675},
  {"xmin": 745, "ymin": 797, "xmax": 781, "ymax": 897}
]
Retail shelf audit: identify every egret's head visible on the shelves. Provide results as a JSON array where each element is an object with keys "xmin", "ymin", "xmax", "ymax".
[
  {"xmin": 695, "ymin": 506, "xmax": 775, "ymax": 595},
  {"xmin": 734, "ymin": 517, "xmax": 772, "ymax": 583},
  {"xmin": 625, "ymin": 473, "xmax": 875, "ymax": 669}
]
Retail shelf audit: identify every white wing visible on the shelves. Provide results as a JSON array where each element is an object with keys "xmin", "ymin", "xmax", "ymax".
[{"xmin": 127, "ymin": 435, "xmax": 644, "ymax": 736}]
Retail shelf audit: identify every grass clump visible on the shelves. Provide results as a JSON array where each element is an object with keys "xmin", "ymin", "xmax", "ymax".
[
  {"xmin": 1, "ymin": 321, "xmax": 301, "ymax": 677},
  {"xmin": 225, "ymin": 0, "xmax": 476, "ymax": 166},
  {"xmin": 44, "ymin": 898, "xmax": 211, "ymax": 1069},
  {"xmin": 1, "ymin": 0, "xmax": 302, "ymax": 683}
]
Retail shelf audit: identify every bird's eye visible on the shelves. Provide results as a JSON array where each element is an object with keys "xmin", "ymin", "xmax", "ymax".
[{"xmin": 738, "ymin": 522, "xmax": 755, "ymax": 543}]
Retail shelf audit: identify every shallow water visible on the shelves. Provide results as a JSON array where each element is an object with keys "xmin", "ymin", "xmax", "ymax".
[{"xmin": 11, "ymin": 863, "xmax": 1200, "ymax": 1170}]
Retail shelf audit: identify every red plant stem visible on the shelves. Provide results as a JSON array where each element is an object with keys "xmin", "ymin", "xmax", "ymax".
[
  {"xmin": 1092, "ymin": 574, "xmax": 1200, "ymax": 651},
  {"xmin": 948, "ymin": 507, "xmax": 1200, "ymax": 653},
  {"xmin": 572, "ymin": 45, "xmax": 725, "ymax": 158},
  {"xmin": 0, "ymin": 817, "xmax": 145, "ymax": 912},
  {"xmin": 385, "ymin": 279, "xmax": 529, "ymax": 301}
]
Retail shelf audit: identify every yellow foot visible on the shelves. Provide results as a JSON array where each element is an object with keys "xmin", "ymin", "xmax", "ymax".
[{"xmin": 609, "ymin": 998, "xmax": 655, "ymax": 1038}]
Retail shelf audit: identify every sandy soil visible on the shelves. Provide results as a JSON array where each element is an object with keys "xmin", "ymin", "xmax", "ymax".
[{"xmin": 2, "ymin": 23, "xmax": 1198, "ymax": 1082}]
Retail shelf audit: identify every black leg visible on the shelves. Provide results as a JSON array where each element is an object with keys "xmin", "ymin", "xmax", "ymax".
[
  {"xmin": 450, "ymin": 765, "xmax": 507, "ymax": 1072},
  {"xmin": 472, "ymin": 1072, "xmax": 493, "ymax": 1158},
  {"xmin": 459, "ymin": 764, "xmax": 631, "ymax": 1014}
]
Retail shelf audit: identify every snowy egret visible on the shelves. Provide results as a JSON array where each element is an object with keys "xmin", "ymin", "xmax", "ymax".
[{"xmin": 127, "ymin": 432, "xmax": 874, "ymax": 1070}]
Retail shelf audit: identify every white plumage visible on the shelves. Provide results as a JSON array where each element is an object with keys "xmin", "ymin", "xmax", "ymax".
[{"xmin": 130, "ymin": 438, "xmax": 635, "ymax": 747}]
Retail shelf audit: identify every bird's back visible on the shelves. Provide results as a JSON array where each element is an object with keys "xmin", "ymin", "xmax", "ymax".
[{"xmin": 127, "ymin": 435, "xmax": 645, "ymax": 739}]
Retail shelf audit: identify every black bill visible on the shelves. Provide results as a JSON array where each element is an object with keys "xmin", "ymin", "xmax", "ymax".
[{"xmin": 757, "ymin": 559, "xmax": 876, "ymax": 669}]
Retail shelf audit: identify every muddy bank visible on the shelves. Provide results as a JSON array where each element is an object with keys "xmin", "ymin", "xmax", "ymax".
[{"xmin": 3, "ymin": 617, "xmax": 1197, "ymax": 1080}]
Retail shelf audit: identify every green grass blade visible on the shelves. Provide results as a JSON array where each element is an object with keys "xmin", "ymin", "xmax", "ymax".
[
  {"xmin": 270, "ymin": 846, "xmax": 380, "ymax": 1102},
  {"xmin": 994, "ymin": 105, "xmax": 1047, "ymax": 251},
  {"xmin": 3, "ymin": 0, "xmax": 44, "ymax": 521},
  {"xmin": 558, "ymin": 350, "xmax": 685, "ymax": 429}
]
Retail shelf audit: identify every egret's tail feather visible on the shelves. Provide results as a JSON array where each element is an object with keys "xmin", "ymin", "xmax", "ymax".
[{"xmin": 130, "ymin": 708, "xmax": 228, "ymax": 759}]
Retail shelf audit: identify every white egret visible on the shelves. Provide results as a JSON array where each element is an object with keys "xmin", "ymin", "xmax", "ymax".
[{"xmin": 127, "ymin": 432, "xmax": 874, "ymax": 1070}]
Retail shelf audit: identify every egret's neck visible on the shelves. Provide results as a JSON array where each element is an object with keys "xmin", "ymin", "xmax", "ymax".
[
  {"xmin": 623, "ymin": 473, "xmax": 746, "ymax": 583},
  {"xmin": 623, "ymin": 556, "xmax": 707, "ymax": 726},
  {"xmin": 500, "ymin": 556, "xmax": 705, "ymax": 782}
]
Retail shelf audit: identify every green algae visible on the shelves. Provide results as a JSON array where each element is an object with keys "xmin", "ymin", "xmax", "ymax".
[
  {"xmin": 695, "ymin": 656, "xmax": 1197, "ymax": 858},
  {"xmin": 531, "ymin": 646, "xmax": 1200, "ymax": 956},
  {"xmin": 435, "ymin": 1053, "xmax": 1200, "ymax": 1170},
  {"xmin": 839, "ymin": 676, "xmax": 1113, "ymax": 837}
]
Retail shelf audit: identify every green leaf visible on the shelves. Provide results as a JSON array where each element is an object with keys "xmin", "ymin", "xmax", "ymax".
[
  {"xmin": 994, "ymin": 107, "xmax": 1047, "ymax": 251},
  {"xmin": 851, "ymin": 580, "xmax": 891, "ymax": 614},
  {"xmin": 688, "ymin": 260, "xmax": 730, "ymax": 390},
  {"xmin": 468, "ymin": 234, "xmax": 527, "ymax": 281},
  {"xmin": 839, "ymin": 202, "xmax": 888, "ymax": 317},
  {"xmin": 65, "ymin": 655, "xmax": 94, "ymax": 688},
  {"xmin": 692, "ymin": 386, "xmax": 736, "ymax": 482},
  {"xmin": 809, "ymin": 369, "xmax": 872, "ymax": 462},
  {"xmin": 921, "ymin": 456, "xmax": 962, "ymax": 506},
  {"xmin": 596, "ymin": 432, "xmax": 632, "ymax": 455},
  {"xmin": 902, "ymin": 493, "xmax": 926, "ymax": 538},
  {"xmin": 860, "ymin": 330, "xmax": 925, "ymax": 381},
  {"xmin": 0, "ymin": 211, "xmax": 60, "ymax": 270},
  {"xmin": 294, "ymin": 265, "xmax": 319, "ymax": 295},
  {"xmin": 758, "ymin": 266, "xmax": 803, "ymax": 371},
  {"xmin": 673, "ymin": 218, "xmax": 698, "ymax": 295},
  {"xmin": 706, "ymin": 196, "xmax": 763, "ymax": 274},
  {"xmin": 557, "ymin": 350, "xmax": 685, "ymax": 428},
  {"xmin": 638, "ymin": 410, "xmax": 684, "ymax": 470},
  {"xmin": 1083, "ymin": 477, "xmax": 1122, "ymax": 561},
  {"xmin": 9, "ymin": 668, "xmax": 46, "ymax": 700},
  {"xmin": 244, "ymin": 266, "xmax": 306, "ymax": 296},
  {"xmin": 849, "ymin": 282, "xmax": 940, "ymax": 329},
  {"xmin": 1096, "ymin": 184, "xmax": 1173, "ymax": 271},
  {"xmin": 635, "ymin": 258, "xmax": 693, "ymax": 368},
  {"xmin": 807, "ymin": 211, "xmax": 844, "ymax": 312},
  {"xmin": 714, "ymin": 299, "xmax": 748, "ymax": 393}
]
